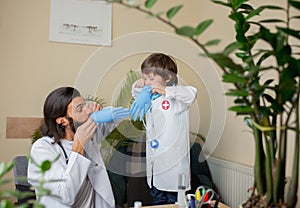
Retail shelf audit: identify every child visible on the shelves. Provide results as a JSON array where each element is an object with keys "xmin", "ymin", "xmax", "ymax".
[{"xmin": 130, "ymin": 53, "xmax": 197, "ymax": 205}]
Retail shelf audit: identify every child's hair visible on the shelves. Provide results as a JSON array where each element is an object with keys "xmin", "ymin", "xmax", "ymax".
[{"xmin": 141, "ymin": 53, "xmax": 178, "ymax": 86}]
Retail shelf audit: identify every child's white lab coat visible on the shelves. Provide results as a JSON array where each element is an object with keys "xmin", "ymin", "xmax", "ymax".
[
  {"xmin": 133, "ymin": 85, "xmax": 197, "ymax": 192},
  {"xmin": 28, "ymin": 123, "xmax": 116, "ymax": 208}
]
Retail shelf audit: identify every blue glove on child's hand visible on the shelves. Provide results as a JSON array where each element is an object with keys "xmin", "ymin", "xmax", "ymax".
[
  {"xmin": 130, "ymin": 85, "xmax": 152, "ymax": 121},
  {"xmin": 90, "ymin": 107, "xmax": 130, "ymax": 123}
]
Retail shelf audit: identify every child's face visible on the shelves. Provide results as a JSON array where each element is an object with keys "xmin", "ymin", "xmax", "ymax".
[{"xmin": 143, "ymin": 72, "xmax": 168, "ymax": 88}]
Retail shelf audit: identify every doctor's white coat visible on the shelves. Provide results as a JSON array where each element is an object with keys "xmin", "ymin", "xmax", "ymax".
[
  {"xmin": 27, "ymin": 123, "xmax": 116, "ymax": 208},
  {"xmin": 133, "ymin": 85, "xmax": 197, "ymax": 192}
]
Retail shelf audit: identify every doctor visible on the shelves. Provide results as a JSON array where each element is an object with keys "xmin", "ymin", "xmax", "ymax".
[{"xmin": 28, "ymin": 86, "xmax": 129, "ymax": 208}]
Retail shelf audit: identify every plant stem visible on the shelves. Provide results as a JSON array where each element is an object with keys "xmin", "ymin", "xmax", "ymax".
[
  {"xmin": 286, "ymin": 78, "xmax": 300, "ymax": 207},
  {"xmin": 253, "ymin": 120, "xmax": 266, "ymax": 195}
]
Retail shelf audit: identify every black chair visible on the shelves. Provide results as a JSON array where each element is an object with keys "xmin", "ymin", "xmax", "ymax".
[{"xmin": 13, "ymin": 156, "xmax": 36, "ymax": 206}]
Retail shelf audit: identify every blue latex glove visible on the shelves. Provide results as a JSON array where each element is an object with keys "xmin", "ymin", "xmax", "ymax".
[
  {"xmin": 90, "ymin": 107, "xmax": 130, "ymax": 123},
  {"xmin": 130, "ymin": 85, "xmax": 152, "ymax": 121}
]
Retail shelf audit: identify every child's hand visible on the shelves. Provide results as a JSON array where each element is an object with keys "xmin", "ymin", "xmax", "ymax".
[
  {"xmin": 152, "ymin": 85, "xmax": 166, "ymax": 95},
  {"xmin": 135, "ymin": 78, "xmax": 145, "ymax": 88},
  {"xmin": 86, "ymin": 101, "xmax": 103, "ymax": 113},
  {"xmin": 130, "ymin": 85, "xmax": 152, "ymax": 121}
]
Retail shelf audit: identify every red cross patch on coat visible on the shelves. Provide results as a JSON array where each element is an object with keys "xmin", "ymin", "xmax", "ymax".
[{"xmin": 161, "ymin": 100, "xmax": 170, "ymax": 110}]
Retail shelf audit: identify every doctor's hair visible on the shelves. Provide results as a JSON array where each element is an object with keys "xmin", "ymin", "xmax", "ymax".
[
  {"xmin": 141, "ymin": 53, "xmax": 178, "ymax": 86},
  {"xmin": 41, "ymin": 87, "xmax": 81, "ymax": 144}
]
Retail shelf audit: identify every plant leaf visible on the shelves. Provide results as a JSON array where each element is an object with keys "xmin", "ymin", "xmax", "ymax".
[
  {"xmin": 231, "ymin": 0, "xmax": 249, "ymax": 10},
  {"xmin": 228, "ymin": 105, "xmax": 254, "ymax": 114},
  {"xmin": 175, "ymin": 26, "xmax": 197, "ymax": 38},
  {"xmin": 259, "ymin": 19, "xmax": 286, "ymax": 23},
  {"xmin": 226, "ymin": 90, "xmax": 249, "ymax": 97},
  {"xmin": 206, "ymin": 53, "xmax": 244, "ymax": 72},
  {"xmin": 40, "ymin": 160, "xmax": 51, "ymax": 172},
  {"xmin": 289, "ymin": 0, "xmax": 300, "ymax": 10},
  {"xmin": 291, "ymin": 15, "xmax": 300, "ymax": 19},
  {"xmin": 195, "ymin": 19, "xmax": 213, "ymax": 37},
  {"xmin": 223, "ymin": 74, "xmax": 246, "ymax": 83},
  {"xmin": 107, "ymin": 0, "xmax": 122, "ymax": 2},
  {"xmin": 246, "ymin": 7, "xmax": 264, "ymax": 20},
  {"xmin": 145, "ymin": 0, "xmax": 157, "ymax": 9},
  {"xmin": 223, "ymin": 42, "xmax": 241, "ymax": 55},
  {"xmin": 166, "ymin": 5, "xmax": 183, "ymax": 20},
  {"xmin": 277, "ymin": 27, "xmax": 300, "ymax": 39},
  {"xmin": 211, "ymin": 0, "xmax": 231, "ymax": 8},
  {"xmin": 0, "ymin": 162, "xmax": 14, "ymax": 178},
  {"xmin": 204, "ymin": 39, "xmax": 221, "ymax": 46},
  {"xmin": 113, "ymin": 70, "xmax": 139, "ymax": 107}
]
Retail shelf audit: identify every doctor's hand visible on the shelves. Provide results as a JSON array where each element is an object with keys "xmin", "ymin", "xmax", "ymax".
[
  {"xmin": 130, "ymin": 85, "xmax": 152, "ymax": 121},
  {"xmin": 73, "ymin": 118, "xmax": 97, "ymax": 154},
  {"xmin": 90, "ymin": 107, "xmax": 130, "ymax": 123}
]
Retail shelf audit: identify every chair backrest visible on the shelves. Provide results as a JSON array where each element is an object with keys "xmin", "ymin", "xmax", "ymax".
[
  {"xmin": 13, "ymin": 156, "xmax": 36, "ymax": 206},
  {"xmin": 13, "ymin": 156, "xmax": 31, "ymax": 186}
]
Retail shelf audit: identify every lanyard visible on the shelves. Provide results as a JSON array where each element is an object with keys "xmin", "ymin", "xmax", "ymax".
[{"xmin": 58, "ymin": 142, "xmax": 69, "ymax": 165}]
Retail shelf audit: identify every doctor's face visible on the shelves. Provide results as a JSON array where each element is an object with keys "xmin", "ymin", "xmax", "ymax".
[{"xmin": 66, "ymin": 96, "xmax": 92, "ymax": 130}]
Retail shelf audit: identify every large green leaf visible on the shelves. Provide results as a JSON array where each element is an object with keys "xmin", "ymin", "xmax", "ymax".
[{"xmin": 166, "ymin": 5, "xmax": 183, "ymax": 20}]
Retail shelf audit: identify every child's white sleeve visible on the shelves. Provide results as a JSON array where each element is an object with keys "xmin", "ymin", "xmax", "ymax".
[
  {"xmin": 131, "ymin": 81, "xmax": 142, "ymax": 98},
  {"xmin": 165, "ymin": 86, "xmax": 197, "ymax": 105}
]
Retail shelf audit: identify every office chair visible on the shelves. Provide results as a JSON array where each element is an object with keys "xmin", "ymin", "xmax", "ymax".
[{"xmin": 13, "ymin": 156, "xmax": 36, "ymax": 206}]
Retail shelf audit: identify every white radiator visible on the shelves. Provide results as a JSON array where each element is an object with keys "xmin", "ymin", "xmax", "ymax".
[{"xmin": 207, "ymin": 157, "xmax": 254, "ymax": 208}]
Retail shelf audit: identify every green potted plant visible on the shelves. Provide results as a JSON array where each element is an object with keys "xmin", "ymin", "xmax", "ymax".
[
  {"xmin": 98, "ymin": 69, "xmax": 145, "ymax": 164},
  {"xmin": 105, "ymin": 0, "xmax": 300, "ymax": 207}
]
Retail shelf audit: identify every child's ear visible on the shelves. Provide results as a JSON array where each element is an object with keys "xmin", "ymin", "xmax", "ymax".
[{"xmin": 165, "ymin": 75, "xmax": 172, "ymax": 84}]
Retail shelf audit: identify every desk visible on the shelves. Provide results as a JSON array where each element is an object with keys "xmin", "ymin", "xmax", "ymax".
[{"xmin": 142, "ymin": 201, "xmax": 230, "ymax": 208}]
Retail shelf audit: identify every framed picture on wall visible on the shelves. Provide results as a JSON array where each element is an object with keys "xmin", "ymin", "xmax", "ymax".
[{"xmin": 49, "ymin": 0, "xmax": 112, "ymax": 46}]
